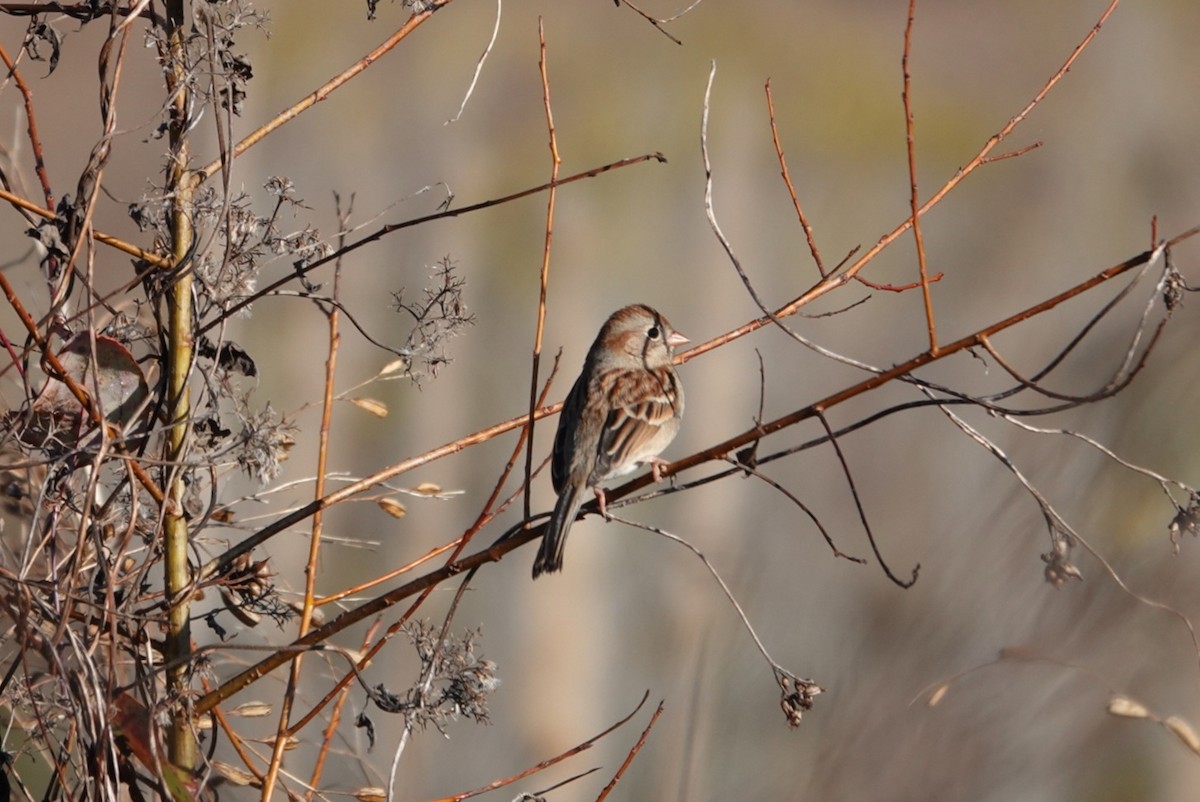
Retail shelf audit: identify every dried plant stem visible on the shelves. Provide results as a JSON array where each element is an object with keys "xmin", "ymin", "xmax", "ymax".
[
  {"xmin": 161, "ymin": 0, "xmax": 197, "ymax": 772},
  {"xmin": 262, "ymin": 210, "xmax": 349, "ymax": 800},
  {"xmin": 611, "ymin": 514, "xmax": 780, "ymax": 670},
  {"xmin": 279, "ymin": 208, "xmax": 350, "ymax": 792},
  {"xmin": 423, "ymin": 693, "xmax": 649, "ymax": 800},
  {"xmin": 445, "ymin": 0, "xmax": 502, "ymax": 124},
  {"xmin": 523, "ymin": 18, "xmax": 559, "ymax": 523}
]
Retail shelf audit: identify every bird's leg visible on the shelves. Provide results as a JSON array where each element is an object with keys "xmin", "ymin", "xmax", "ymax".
[
  {"xmin": 646, "ymin": 456, "xmax": 672, "ymax": 483},
  {"xmin": 594, "ymin": 486, "xmax": 611, "ymax": 520}
]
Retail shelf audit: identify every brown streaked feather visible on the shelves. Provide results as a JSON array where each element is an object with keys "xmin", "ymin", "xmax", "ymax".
[
  {"xmin": 593, "ymin": 366, "xmax": 682, "ymax": 481},
  {"xmin": 550, "ymin": 368, "xmax": 591, "ymax": 494}
]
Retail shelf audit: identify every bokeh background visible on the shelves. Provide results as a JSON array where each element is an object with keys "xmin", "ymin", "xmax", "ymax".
[{"xmin": 3, "ymin": 0, "xmax": 1200, "ymax": 799}]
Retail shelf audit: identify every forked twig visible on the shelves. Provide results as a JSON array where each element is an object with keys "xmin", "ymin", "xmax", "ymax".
[
  {"xmin": 937, "ymin": 398, "xmax": 1200, "ymax": 677},
  {"xmin": 681, "ymin": 0, "xmax": 1123, "ymax": 365},
  {"xmin": 726, "ymin": 457, "xmax": 866, "ymax": 564},
  {"xmin": 595, "ymin": 700, "xmax": 666, "ymax": 801},
  {"xmin": 427, "ymin": 692, "xmax": 651, "ymax": 800}
]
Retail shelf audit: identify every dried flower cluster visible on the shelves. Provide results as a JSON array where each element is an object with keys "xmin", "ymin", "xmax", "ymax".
[{"xmin": 359, "ymin": 621, "xmax": 499, "ymax": 745}]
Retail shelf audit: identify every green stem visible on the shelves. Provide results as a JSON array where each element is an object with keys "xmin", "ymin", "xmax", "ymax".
[{"xmin": 162, "ymin": 0, "xmax": 196, "ymax": 773}]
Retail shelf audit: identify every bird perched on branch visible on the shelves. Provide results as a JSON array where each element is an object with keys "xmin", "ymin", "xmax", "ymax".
[{"xmin": 533, "ymin": 304, "xmax": 687, "ymax": 578}]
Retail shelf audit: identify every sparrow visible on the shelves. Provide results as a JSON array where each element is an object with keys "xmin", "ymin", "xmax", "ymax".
[{"xmin": 532, "ymin": 304, "xmax": 687, "ymax": 578}]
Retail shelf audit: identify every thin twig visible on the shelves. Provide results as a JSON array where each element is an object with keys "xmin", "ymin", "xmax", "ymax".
[
  {"xmin": 607, "ymin": 515, "xmax": 782, "ymax": 676},
  {"xmin": 196, "ymin": 152, "xmax": 668, "ymax": 335},
  {"xmin": 932, "ymin": 396, "xmax": 1200, "ymax": 680},
  {"xmin": 262, "ymin": 196, "xmax": 352, "ymax": 801},
  {"xmin": 901, "ymin": 0, "xmax": 938, "ymax": 352},
  {"xmin": 726, "ymin": 457, "xmax": 866, "ymax": 564},
  {"xmin": 813, "ymin": 410, "xmax": 918, "ymax": 587},
  {"xmin": 595, "ymin": 701, "xmax": 666, "ymax": 802},
  {"xmin": 614, "ymin": 0, "xmax": 684, "ymax": 45},
  {"xmin": 764, "ymin": 78, "xmax": 825, "ymax": 276},
  {"xmin": 524, "ymin": 18, "xmax": 560, "ymax": 524},
  {"xmin": 681, "ymin": 0, "xmax": 1125, "ymax": 364},
  {"xmin": 444, "ymin": 0, "xmax": 501, "ymax": 124},
  {"xmin": 425, "ymin": 693, "xmax": 649, "ymax": 800}
]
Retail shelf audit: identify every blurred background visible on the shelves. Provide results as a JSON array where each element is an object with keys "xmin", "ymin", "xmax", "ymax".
[{"xmin": 3, "ymin": 0, "xmax": 1200, "ymax": 799}]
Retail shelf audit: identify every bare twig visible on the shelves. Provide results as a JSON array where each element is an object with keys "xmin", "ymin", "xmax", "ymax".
[
  {"xmin": 196, "ymin": 152, "xmax": 668, "ymax": 334},
  {"xmin": 813, "ymin": 410, "xmax": 918, "ymax": 588},
  {"xmin": 901, "ymin": 0, "xmax": 938, "ymax": 352},
  {"xmin": 764, "ymin": 78, "xmax": 825, "ymax": 276},
  {"xmin": 524, "ymin": 18, "xmax": 560, "ymax": 524},
  {"xmin": 609, "ymin": 514, "xmax": 824, "ymax": 725},
  {"xmin": 444, "ymin": 0, "xmax": 502, "ymax": 124},
  {"xmin": 595, "ymin": 701, "xmax": 666, "ymax": 801}
]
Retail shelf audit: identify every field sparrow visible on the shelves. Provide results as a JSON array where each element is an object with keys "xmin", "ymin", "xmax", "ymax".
[{"xmin": 532, "ymin": 304, "xmax": 687, "ymax": 578}]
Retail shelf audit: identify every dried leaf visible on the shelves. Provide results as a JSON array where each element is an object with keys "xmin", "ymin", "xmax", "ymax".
[
  {"xmin": 220, "ymin": 586, "xmax": 262, "ymax": 628},
  {"xmin": 284, "ymin": 599, "xmax": 325, "ymax": 625},
  {"xmin": 379, "ymin": 358, "xmax": 409, "ymax": 376},
  {"xmin": 28, "ymin": 22, "xmax": 61, "ymax": 75},
  {"xmin": 1106, "ymin": 696, "xmax": 1149, "ymax": 719},
  {"xmin": 230, "ymin": 701, "xmax": 272, "ymax": 718},
  {"xmin": 212, "ymin": 760, "xmax": 256, "ymax": 786},
  {"xmin": 198, "ymin": 336, "xmax": 257, "ymax": 377},
  {"xmin": 349, "ymin": 397, "xmax": 388, "ymax": 418},
  {"xmin": 355, "ymin": 788, "xmax": 387, "ymax": 802},
  {"xmin": 415, "ymin": 482, "xmax": 442, "ymax": 496},
  {"xmin": 1165, "ymin": 716, "xmax": 1200, "ymax": 755},
  {"xmin": 377, "ymin": 498, "xmax": 407, "ymax": 519},
  {"xmin": 926, "ymin": 683, "xmax": 950, "ymax": 708},
  {"xmin": 25, "ymin": 335, "xmax": 150, "ymax": 449},
  {"xmin": 111, "ymin": 693, "xmax": 198, "ymax": 801}
]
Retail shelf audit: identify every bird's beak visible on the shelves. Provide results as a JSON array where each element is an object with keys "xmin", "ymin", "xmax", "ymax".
[{"xmin": 668, "ymin": 331, "xmax": 690, "ymax": 348}]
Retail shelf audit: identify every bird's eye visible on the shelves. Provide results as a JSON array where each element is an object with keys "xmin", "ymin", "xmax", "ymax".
[{"xmin": 647, "ymin": 326, "xmax": 660, "ymax": 339}]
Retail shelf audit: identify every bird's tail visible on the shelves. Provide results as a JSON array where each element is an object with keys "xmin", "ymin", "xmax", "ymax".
[{"xmin": 532, "ymin": 483, "xmax": 584, "ymax": 579}]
